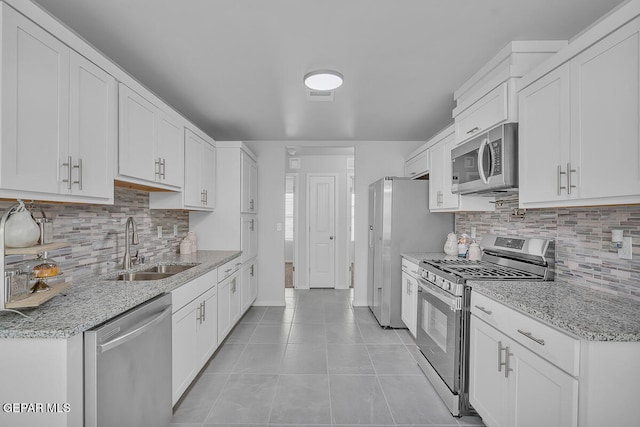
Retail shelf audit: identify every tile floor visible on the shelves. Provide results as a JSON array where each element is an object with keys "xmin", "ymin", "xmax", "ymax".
[{"xmin": 171, "ymin": 288, "xmax": 485, "ymax": 427}]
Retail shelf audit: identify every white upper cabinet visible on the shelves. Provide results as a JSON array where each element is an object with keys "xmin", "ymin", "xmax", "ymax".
[
  {"xmin": 0, "ymin": 4, "xmax": 114, "ymax": 203},
  {"xmin": 428, "ymin": 125, "xmax": 494, "ymax": 212},
  {"xmin": 453, "ymin": 41, "xmax": 566, "ymax": 145},
  {"xmin": 519, "ymin": 15, "xmax": 640, "ymax": 208},
  {"xmin": 241, "ymin": 151, "xmax": 258, "ymax": 213},
  {"xmin": 69, "ymin": 53, "xmax": 116, "ymax": 201},
  {"xmin": 455, "ymin": 82, "xmax": 510, "ymax": 143},
  {"xmin": 157, "ymin": 110, "xmax": 184, "ymax": 188},
  {"xmin": 118, "ymin": 83, "xmax": 184, "ymax": 190},
  {"xmin": 183, "ymin": 128, "xmax": 216, "ymax": 210},
  {"xmin": 404, "ymin": 147, "xmax": 430, "ymax": 179},
  {"xmin": 519, "ymin": 64, "xmax": 571, "ymax": 206}
]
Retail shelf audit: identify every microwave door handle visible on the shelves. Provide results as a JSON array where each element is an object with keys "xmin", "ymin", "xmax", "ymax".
[
  {"xmin": 477, "ymin": 138, "xmax": 489, "ymax": 184},
  {"xmin": 487, "ymin": 140, "xmax": 496, "ymax": 179}
]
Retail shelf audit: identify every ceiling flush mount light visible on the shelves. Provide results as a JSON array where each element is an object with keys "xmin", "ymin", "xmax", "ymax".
[{"xmin": 304, "ymin": 70, "xmax": 344, "ymax": 91}]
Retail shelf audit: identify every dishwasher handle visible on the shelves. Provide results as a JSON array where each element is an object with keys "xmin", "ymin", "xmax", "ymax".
[{"xmin": 98, "ymin": 305, "xmax": 171, "ymax": 354}]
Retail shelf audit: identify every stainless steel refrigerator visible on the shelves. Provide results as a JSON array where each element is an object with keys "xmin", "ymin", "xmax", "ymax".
[{"xmin": 367, "ymin": 177, "xmax": 453, "ymax": 327}]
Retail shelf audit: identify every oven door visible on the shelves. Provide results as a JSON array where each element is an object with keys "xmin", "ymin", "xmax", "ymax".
[{"xmin": 416, "ymin": 277, "xmax": 462, "ymax": 393}]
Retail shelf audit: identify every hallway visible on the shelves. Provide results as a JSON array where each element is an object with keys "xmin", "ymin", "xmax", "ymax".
[{"xmin": 170, "ymin": 289, "xmax": 484, "ymax": 426}]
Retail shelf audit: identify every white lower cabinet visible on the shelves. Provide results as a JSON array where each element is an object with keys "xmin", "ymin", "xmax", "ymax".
[
  {"xmin": 171, "ymin": 269, "xmax": 218, "ymax": 405},
  {"xmin": 241, "ymin": 260, "xmax": 258, "ymax": 313},
  {"xmin": 217, "ymin": 259, "xmax": 241, "ymax": 342},
  {"xmin": 400, "ymin": 258, "xmax": 419, "ymax": 338},
  {"xmin": 469, "ymin": 314, "xmax": 578, "ymax": 427}
]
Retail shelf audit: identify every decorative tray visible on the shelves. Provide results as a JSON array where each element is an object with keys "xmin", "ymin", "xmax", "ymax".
[{"xmin": 5, "ymin": 281, "xmax": 69, "ymax": 309}]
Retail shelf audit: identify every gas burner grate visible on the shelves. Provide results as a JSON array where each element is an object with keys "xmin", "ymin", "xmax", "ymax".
[{"xmin": 422, "ymin": 259, "xmax": 542, "ymax": 280}]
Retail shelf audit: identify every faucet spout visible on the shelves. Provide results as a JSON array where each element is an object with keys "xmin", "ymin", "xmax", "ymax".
[{"xmin": 122, "ymin": 217, "xmax": 139, "ymax": 269}]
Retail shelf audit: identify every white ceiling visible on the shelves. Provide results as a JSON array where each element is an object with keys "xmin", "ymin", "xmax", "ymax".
[{"xmin": 33, "ymin": 0, "xmax": 624, "ymax": 142}]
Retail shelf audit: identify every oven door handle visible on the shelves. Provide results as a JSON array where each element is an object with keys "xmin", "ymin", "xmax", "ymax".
[{"xmin": 417, "ymin": 277, "xmax": 462, "ymax": 311}]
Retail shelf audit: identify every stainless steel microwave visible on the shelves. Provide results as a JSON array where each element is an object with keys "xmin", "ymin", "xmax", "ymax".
[{"xmin": 451, "ymin": 123, "xmax": 518, "ymax": 195}]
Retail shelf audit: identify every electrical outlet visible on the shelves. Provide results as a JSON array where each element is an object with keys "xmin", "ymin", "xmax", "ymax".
[
  {"xmin": 470, "ymin": 226, "xmax": 477, "ymax": 239},
  {"xmin": 619, "ymin": 236, "xmax": 633, "ymax": 260},
  {"xmin": 157, "ymin": 226, "xmax": 162, "ymax": 238},
  {"xmin": 173, "ymin": 224, "xmax": 178, "ymax": 237}
]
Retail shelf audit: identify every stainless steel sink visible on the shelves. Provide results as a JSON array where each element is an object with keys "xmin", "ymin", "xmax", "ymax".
[
  {"xmin": 111, "ymin": 272, "xmax": 175, "ymax": 281},
  {"xmin": 142, "ymin": 264, "xmax": 197, "ymax": 274}
]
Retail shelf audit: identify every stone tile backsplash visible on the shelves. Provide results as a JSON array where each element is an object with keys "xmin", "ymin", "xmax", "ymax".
[
  {"xmin": 2, "ymin": 187, "xmax": 189, "ymax": 284},
  {"xmin": 456, "ymin": 195, "xmax": 640, "ymax": 300}
]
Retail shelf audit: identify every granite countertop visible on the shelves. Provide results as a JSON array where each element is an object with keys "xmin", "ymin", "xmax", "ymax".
[
  {"xmin": 469, "ymin": 280, "xmax": 640, "ymax": 342},
  {"xmin": 0, "ymin": 250, "xmax": 241, "ymax": 339}
]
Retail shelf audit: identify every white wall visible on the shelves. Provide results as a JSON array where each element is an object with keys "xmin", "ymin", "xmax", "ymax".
[{"xmin": 245, "ymin": 141, "xmax": 421, "ymax": 307}]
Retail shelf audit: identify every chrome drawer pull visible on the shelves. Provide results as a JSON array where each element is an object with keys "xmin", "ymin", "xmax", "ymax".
[
  {"xmin": 517, "ymin": 329, "xmax": 545, "ymax": 345},
  {"xmin": 474, "ymin": 305, "xmax": 492, "ymax": 315}
]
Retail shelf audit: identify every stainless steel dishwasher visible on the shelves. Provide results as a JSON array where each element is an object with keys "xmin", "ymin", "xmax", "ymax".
[{"xmin": 84, "ymin": 293, "xmax": 172, "ymax": 427}]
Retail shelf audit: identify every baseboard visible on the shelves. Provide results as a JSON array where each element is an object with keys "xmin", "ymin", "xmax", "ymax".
[{"xmin": 252, "ymin": 300, "xmax": 286, "ymax": 307}]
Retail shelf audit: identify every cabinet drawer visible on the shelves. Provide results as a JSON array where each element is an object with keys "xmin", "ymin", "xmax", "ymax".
[
  {"xmin": 404, "ymin": 150, "xmax": 429, "ymax": 178},
  {"xmin": 455, "ymin": 83, "xmax": 508, "ymax": 143},
  {"xmin": 171, "ymin": 268, "xmax": 217, "ymax": 312},
  {"xmin": 505, "ymin": 307, "xmax": 580, "ymax": 376},
  {"xmin": 401, "ymin": 258, "xmax": 419, "ymax": 276},
  {"xmin": 470, "ymin": 291, "xmax": 510, "ymax": 330},
  {"xmin": 217, "ymin": 257, "xmax": 242, "ymax": 283}
]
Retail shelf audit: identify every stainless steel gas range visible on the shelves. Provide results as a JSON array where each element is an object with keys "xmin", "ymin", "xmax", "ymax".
[{"xmin": 415, "ymin": 234, "xmax": 555, "ymax": 417}]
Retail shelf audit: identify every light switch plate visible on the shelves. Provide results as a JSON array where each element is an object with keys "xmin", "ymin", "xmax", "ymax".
[
  {"xmin": 619, "ymin": 236, "xmax": 633, "ymax": 260},
  {"xmin": 157, "ymin": 226, "xmax": 162, "ymax": 238},
  {"xmin": 173, "ymin": 224, "xmax": 178, "ymax": 237}
]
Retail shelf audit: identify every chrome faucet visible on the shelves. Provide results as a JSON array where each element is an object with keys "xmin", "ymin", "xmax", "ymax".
[{"xmin": 122, "ymin": 216, "xmax": 139, "ymax": 269}]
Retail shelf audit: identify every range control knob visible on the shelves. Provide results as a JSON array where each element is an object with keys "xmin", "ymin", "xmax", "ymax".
[{"xmin": 442, "ymin": 281, "xmax": 451, "ymax": 291}]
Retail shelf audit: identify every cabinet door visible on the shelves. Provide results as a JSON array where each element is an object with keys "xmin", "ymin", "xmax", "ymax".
[
  {"xmin": 241, "ymin": 216, "xmax": 257, "ymax": 263},
  {"xmin": 118, "ymin": 84, "xmax": 156, "ymax": 182},
  {"xmin": 571, "ymin": 18, "xmax": 640, "ymax": 200},
  {"xmin": 157, "ymin": 110, "xmax": 184, "ymax": 188},
  {"xmin": 241, "ymin": 263, "xmax": 252, "ymax": 313},
  {"xmin": 518, "ymin": 64, "xmax": 571, "ymax": 206},
  {"xmin": 172, "ymin": 302, "xmax": 198, "ymax": 405},
  {"xmin": 455, "ymin": 83, "xmax": 508, "ymax": 143},
  {"xmin": 202, "ymin": 142, "xmax": 216, "ymax": 209},
  {"xmin": 400, "ymin": 272, "xmax": 417, "ymax": 337},
  {"xmin": 508, "ymin": 339, "xmax": 578, "ymax": 427},
  {"xmin": 1, "ymin": 4, "xmax": 69, "ymax": 194},
  {"xmin": 241, "ymin": 152, "xmax": 257, "ymax": 213},
  {"xmin": 184, "ymin": 129, "xmax": 204, "ymax": 208},
  {"xmin": 196, "ymin": 287, "xmax": 218, "ymax": 368},
  {"xmin": 250, "ymin": 262, "xmax": 258, "ymax": 303},
  {"xmin": 69, "ymin": 52, "xmax": 115, "ymax": 200},
  {"xmin": 429, "ymin": 136, "xmax": 460, "ymax": 210},
  {"xmin": 229, "ymin": 275, "xmax": 241, "ymax": 324},
  {"xmin": 405, "ymin": 150, "xmax": 429, "ymax": 178},
  {"xmin": 217, "ymin": 279, "xmax": 231, "ymax": 341},
  {"xmin": 469, "ymin": 316, "xmax": 508, "ymax": 427}
]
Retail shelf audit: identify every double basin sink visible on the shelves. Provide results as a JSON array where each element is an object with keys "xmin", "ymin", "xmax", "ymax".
[{"xmin": 112, "ymin": 264, "xmax": 197, "ymax": 281}]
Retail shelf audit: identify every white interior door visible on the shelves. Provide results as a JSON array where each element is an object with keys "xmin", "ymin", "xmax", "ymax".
[{"xmin": 308, "ymin": 174, "xmax": 336, "ymax": 288}]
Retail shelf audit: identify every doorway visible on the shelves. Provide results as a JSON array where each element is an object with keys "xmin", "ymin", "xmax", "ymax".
[
  {"xmin": 307, "ymin": 173, "xmax": 337, "ymax": 288},
  {"xmin": 284, "ymin": 147, "xmax": 354, "ymax": 289}
]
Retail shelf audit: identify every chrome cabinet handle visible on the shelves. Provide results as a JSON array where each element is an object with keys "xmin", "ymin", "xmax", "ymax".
[
  {"xmin": 517, "ymin": 329, "xmax": 545, "ymax": 346},
  {"xmin": 196, "ymin": 303, "xmax": 202, "ymax": 324},
  {"xmin": 202, "ymin": 300, "xmax": 206, "ymax": 322},
  {"xmin": 474, "ymin": 305, "xmax": 492, "ymax": 316},
  {"xmin": 161, "ymin": 158, "xmax": 166, "ymax": 179},
  {"xmin": 504, "ymin": 345, "xmax": 513, "ymax": 378},
  {"xmin": 250, "ymin": 265, "xmax": 254, "ymax": 276},
  {"xmin": 250, "ymin": 219, "xmax": 255, "ymax": 231},
  {"xmin": 557, "ymin": 165, "xmax": 567, "ymax": 195},
  {"xmin": 250, "ymin": 199, "xmax": 254, "ymax": 211},
  {"xmin": 329, "ymin": 236, "xmax": 334, "ymax": 240},
  {"xmin": 466, "ymin": 126, "xmax": 480, "ymax": 135},
  {"xmin": 155, "ymin": 158, "xmax": 161, "ymax": 180},
  {"xmin": 73, "ymin": 158, "xmax": 83, "ymax": 190},
  {"xmin": 498, "ymin": 340, "xmax": 505, "ymax": 372},
  {"xmin": 62, "ymin": 156, "xmax": 73, "ymax": 189},
  {"xmin": 567, "ymin": 162, "xmax": 576, "ymax": 195},
  {"xmin": 224, "ymin": 268, "xmax": 232, "ymax": 273}
]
